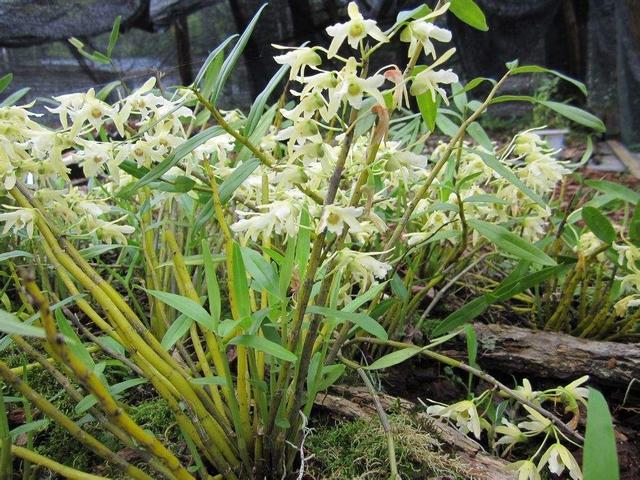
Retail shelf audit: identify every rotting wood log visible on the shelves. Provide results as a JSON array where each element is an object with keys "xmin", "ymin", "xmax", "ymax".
[
  {"xmin": 315, "ymin": 385, "xmax": 516, "ymax": 480},
  {"xmin": 442, "ymin": 323, "xmax": 640, "ymax": 389}
]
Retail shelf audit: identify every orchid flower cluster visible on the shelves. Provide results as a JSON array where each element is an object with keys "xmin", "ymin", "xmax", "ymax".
[
  {"xmin": 427, "ymin": 376, "xmax": 590, "ymax": 480},
  {"xmin": 0, "ymin": 1, "xmax": 575, "ymax": 298}
]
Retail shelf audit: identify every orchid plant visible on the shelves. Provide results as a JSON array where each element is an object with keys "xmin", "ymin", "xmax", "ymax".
[{"xmin": 0, "ymin": 1, "xmax": 622, "ymax": 479}]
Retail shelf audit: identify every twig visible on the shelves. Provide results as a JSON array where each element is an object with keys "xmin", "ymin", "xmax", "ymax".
[
  {"xmin": 357, "ymin": 368, "xmax": 399, "ymax": 480},
  {"xmin": 340, "ymin": 337, "xmax": 584, "ymax": 444}
]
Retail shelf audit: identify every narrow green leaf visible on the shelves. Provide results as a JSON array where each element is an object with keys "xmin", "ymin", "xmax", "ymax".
[
  {"xmin": 76, "ymin": 378, "xmax": 147, "ymax": 414},
  {"xmin": 317, "ymin": 364, "xmax": 346, "ymax": 391},
  {"xmin": 390, "ymin": 273, "xmax": 409, "ymax": 302},
  {"xmin": 202, "ymin": 240, "xmax": 221, "ymax": 328},
  {"xmin": 212, "ymin": 4, "xmax": 268, "ymax": 105},
  {"xmin": 107, "ymin": 15, "xmax": 122, "ymax": 57},
  {"xmin": 539, "ymin": 100, "xmax": 605, "ymax": 132},
  {"xmin": 307, "ymin": 306, "xmax": 388, "ymax": 340},
  {"xmin": 511, "ymin": 65, "xmax": 587, "ymax": 96},
  {"xmin": 415, "ymin": 73, "xmax": 438, "ymax": 131},
  {"xmin": 478, "ymin": 151, "xmax": 546, "ymax": 207},
  {"xmin": 10, "ymin": 419, "xmax": 49, "ymax": 440},
  {"xmin": 582, "ymin": 206, "xmax": 616, "ymax": 244},
  {"xmin": 190, "ymin": 376, "xmax": 227, "ymax": 386},
  {"xmin": 583, "ymin": 388, "xmax": 619, "ymax": 480},
  {"xmin": 55, "ymin": 310, "xmax": 94, "ymax": 368},
  {"xmin": 295, "ymin": 206, "xmax": 311, "ymax": 280},
  {"xmin": 241, "ymin": 247, "xmax": 280, "ymax": 299},
  {"xmin": 468, "ymin": 219, "xmax": 556, "ymax": 266},
  {"xmin": 449, "ymin": 0, "xmax": 488, "ymax": 31},
  {"xmin": 0, "ymin": 73, "xmax": 12, "ymax": 95},
  {"xmin": 434, "ymin": 263, "xmax": 571, "ymax": 335},
  {"xmin": 585, "ymin": 180, "xmax": 640, "ymax": 205},
  {"xmin": 0, "ymin": 87, "xmax": 30, "ymax": 107},
  {"xmin": 395, "ymin": 4, "xmax": 431, "ymax": 26},
  {"xmin": 194, "ymin": 35, "xmax": 238, "ymax": 88},
  {"xmin": 435, "ymin": 111, "xmax": 459, "ymax": 136},
  {"xmin": 466, "ymin": 122, "xmax": 492, "ymax": 150},
  {"xmin": 219, "ymin": 158, "xmax": 261, "ymax": 202},
  {"xmin": 231, "ymin": 242, "xmax": 252, "ymax": 321},
  {"xmin": 0, "ymin": 389, "xmax": 11, "ymax": 479},
  {"xmin": 230, "ymin": 335, "xmax": 297, "ymax": 363},
  {"xmin": 160, "ymin": 314, "xmax": 193, "ymax": 350},
  {"xmin": 629, "ymin": 203, "xmax": 640, "ymax": 246},
  {"xmin": 120, "ymin": 126, "xmax": 224, "ymax": 196},
  {"xmin": 0, "ymin": 250, "xmax": 33, "ymax": 262},
  {"xmin": 464, "ymin": 324, "xmax": 478, "ymax": 367},
  {"xmin": 145, "ymin": 290, "xmax": 214, "ymax": 331},
  {"xmin": 0, "ymin": 309, "xmax": 46, "ymax": 339},
  {"xmin": 244, "ymin": 63, "xmax": 289, "ymax": 136},
  {"xmin": 367, "ymin": 346, "xmax": 422, "ymax": 370}
]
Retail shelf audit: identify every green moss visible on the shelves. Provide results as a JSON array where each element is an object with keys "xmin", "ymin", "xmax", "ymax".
[{"xmin": 306, "ymin": 413, "xmax": 468, "ymax": 480}]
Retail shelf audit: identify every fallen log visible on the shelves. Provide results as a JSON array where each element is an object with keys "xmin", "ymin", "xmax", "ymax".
[
  {"xmin": 443, "ymin": 323, "xmax": 640, "ymax": 389},
  {"xmin": 315, "ymin": 385, "xmax": 516, "ymax": 480}
]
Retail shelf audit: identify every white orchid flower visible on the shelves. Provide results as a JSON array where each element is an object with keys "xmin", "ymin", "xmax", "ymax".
[
  {"xmin": 317, "ymin": 205, "xmax": 364, "ymax": 235},
  {"xmin": 400, "ymin": 20, "xmax": 452, "ymax": 59},
  {"xmin": 325, "ymin": 2, "xmax": 388, "ymax": 58},
  {"xmin": 507, "ymin": 460, "xmax": 541, "ymax": 480},
  {"xmin": 410, "ymin": 68, "xmax": 458, "ymax": 104},
  {"xmin": 273, "ymin": 45, "xmax": 322, "ymax": 80},
  {"xmin": 427, "ymin": 400, "xmax": 483, "ymax": 440},
  {"xmin": 538, "ymin": 443, "xmax": 582, "ymax": 480},
  {"xmin": 0, "ymin": 206, "xmax": 35, "ymax": 238}
]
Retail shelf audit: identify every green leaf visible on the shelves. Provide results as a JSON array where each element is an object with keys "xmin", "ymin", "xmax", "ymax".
[
  {"xmin": 435, "ymin": 112, "xmax": 459, "ymax": 136},
  {"xmin": 296, "ymin": 205, "xmax": 311, "ymax": 280},
  {"xmin": 0, "ymin": 73, "xmax": 12, "ymax": 95},
  {"xmin": 434, "ymin": 263, "xmax": 571, "ymax": 335},
  {"xmin": 451, "ymin": 82, "xmax": 467, "ymax": 113},
  {"xmin": 76, "ymin": 378, "xmax": 147, "ymax": 414},
  {"xmin": 54, "ymin": 310, "xmax": 94, "ymax": 368},
  {"xmin": 279, "ymin": 235, "xmax": 297, "ymax": 299},
  {"xmin": 211, "ymin": 4, "xmax": 268, "ymax": 105},
  {"xmin": 229, "ymin": 335, "xmax": 297, "ymax": 363},
  {"xmin": 629, "ymin": 203, "xmax": 640, "ymax": 246},
  {"xmin": 342, "ymin": 282, "xmax": 388, "ymax": 313},
  {"xmin": 241, "ymin": 247, "xmax": 280, "ymax": 299},
  {"xmin": 395, "ymin": 4, "xmax": 431, "ymax": 26},
  {"xmin": 582, "ymin": 206, "xmax": 616, "ymax": 244},
  {"xmin": 317, "ymin": 364, "xmax": 346, "ymax": 391},
  {"xmin": 468, "ymin": 219, "xmax": 556, "ymax": 266},
  {"xmin": 464, "ymin": 324, "xmax": 478, "ymax": 367},
  {"xmin": 478, "ymin": 151, "xmax": 546, "ymax": 207},
  {"xmin": 231, "ymin": 242, "xmax": 252, "ymax": 321},
  {"xmin": 160, "ymin": 314, "xmax": 193, "ymax": 350},
  {"xmin": 466, "ymin": 122, "xmax": 492, "ymax": 150},
  {"xmin": 145, "ymin": 290, "xmax": 215, "ymax": 331},
  {"xmin": 585, "ymin": 180, "xmax": 640, "ymax": 205},
  {"xmin": 538, "ymin": 100, "xmax": 605, "ymax": 132},
  {"xmin": 190, "ymin": 376, "xmax": 227, "ymax": 386},
  {"xmin": 583, "ymin": 388, "xmax": 619, "ymax": 480},
  {"xmin": 0, "ymin": 87, "xmax": 30, "ymax": 107},
  {"xmin": 0, "ymin": 250, "xmax": 33, "ymax": 262},
  {"xmin": 307, "ymin": 306, "xmax": 388, "ymax": 340},
  {"xmin": 120, "ymin": 126, "xmax": 224, "ymax": 196},
  {"xmin": 0, "ymin": 309, "xmax": 46, "ymax": 339},
  {"xmin": 390, "ymin": 273, "xmax": 409, "ymax": 302},
  {"xmin": 511, "ymin": 65, "xmax": 587, "ymax": 96},
  {"xmin": 202, "ymin": 241, "xmax": 221, "ymax": 328},
  {"xmin": 96, "ymin": 80, "xmax": 121, "ymax": 101},
  {"xmin": 220, "ymin": 158, "xmax": 261, "ymax": 202},
  {"xmin": 194, "ymin": 35, "xmax": 238, "ymax": 89},
  {"xmin": 107, "ymin": 15, "xmax": 122, "ymax": 57},
  {"xmin": 244, "ymin": 63, "xmax": 289, "ymax": 136},
  {"xmin": 367, "ymin": 346, "xmax": 422, "ymax": 370},
  {"xmin": 415, "ymin": 75, "xmax": 438, "ymax": 131},
  {"xmin": 10, "ymin": 419, "xmax": 49, "ymax": 440},
  {"xmin": 450, "ymin": 0, "xmax": 488, "ymax": 31}
]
